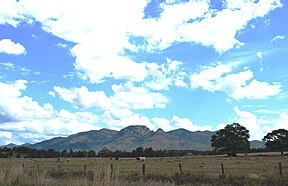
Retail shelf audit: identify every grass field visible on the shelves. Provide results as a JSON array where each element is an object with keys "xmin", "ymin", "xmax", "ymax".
[{"xmin": 0, "ymin": 152, "xmax": 288, "ymax": 185}]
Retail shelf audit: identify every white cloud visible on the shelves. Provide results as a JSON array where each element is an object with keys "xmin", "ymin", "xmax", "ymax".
[
  {"xmin": 0, "ymin": 63, "xmax": 33, "ymax": 76},
  {"xmin": 277, "ymin": 91, "xmax": 288, "ymax": 101},
  {"xmin": 0, "ymin": 131, "xmax": 13, "ymax": 146},
  {"xmin": 0, "ymin": 39, "xmax": 26, "ymax": 55},
  {"xmin": 56, "ymin": 43, "xmax": 68, "ymax": 48},
  {"xmin": 53, "ymin": 82, "xmax": 170, "ymax": 131},
  {"xmin": 54, "ymin": 82, "xmax": 169, "ymax": 111},
  {"xmin": 144, "ymin": 59, "xmax": 188, "ymax": 90},
  {"xmin": 271, "ymin": 35, "xmax": 285, "ymax": 42},
  {"xmin": 0, "ymin": 0, "xmax": 23, "ymax": 26},
  {"xmin": 72, "ymin": 44, "xmax": 149, "ymax": 83},
  {"xmin": 0, "ymin": 0, "xmax": 282, "ymax": 84},
  {"xmin": 0, "ymin": 62, "xmax": 15, "ymax": 70},
  {"xmin": 110, "ymin": 82, "xmax": 169, "ymax": 110},
  {"xmin": 101, "ymin": 109, "xmax": 154, "ymax": 131},
  {"xmin": 190, "ymin": 63, "xmax": 232, "ymax": 92},
  {"xmin": 190, "ymin": 63, "xmax": 282, "ymax": 99},
  {"xmin": 152, "ymin": 115, "xmax": 212, "ymax": 132},
  {"xmin": 171, "ymin": 115, "xmax": 212, "ymax": 131},
  {"xmin": 275, "ymin": 112, "xmax": 288, "ymax": 129},
  {"xmin": 233, "ymin": 106, "xmax": 261, "ymax": 140},
  {"xmin": 0, "ymin": 80, "xmax": 101, "ymax": 143},
  {"xmin": 0, "ymin": 131, "xmax": 12, "ymax": 139},
  {"xmin": 54, "ymin": 86, "xmax": 110, "ymax": 110},
  {"xmin": 0, "ymin": 80, "xmax": 54, "ymax": 122},
  {"xmin": 231, "ymin": 79, "xmax": 281, "ymax": 99},
  {"xmin": 233, "ymin": 106, "xmax": 288, "ymax": 140},
  {"xmin": 132, "ymin": 0, "xmax": 282, "ymax": 53},
  {"xmin": 15, "ymin": 0, "xmax": 149, "ymax": 83},
  {"xmin": 151, "ymin": 117, "xmax": 174, "ymax": 131},
  {"xmin": 48, "ymin": 91, "xmax": 56, "ymax": 97},
  {"xmin": 0, "ymin": 0, "xmax": 285, "ymax": 144}
]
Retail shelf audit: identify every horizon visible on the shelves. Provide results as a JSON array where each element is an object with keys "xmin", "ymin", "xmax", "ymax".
[
  {"xmin": 0, "ymin": 0, "xmax": 288, "ymax": 145},
  {"xmin": 2, "ymin": 124, "xmax": 264, "ymax": 147}
]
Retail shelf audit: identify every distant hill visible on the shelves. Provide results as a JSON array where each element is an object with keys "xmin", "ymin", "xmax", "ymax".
[
  {"xmin": 30, "ymin": 125, "xmax": 215, "ymax": 151},
  {"xmin": 0, "ymin": 143, "xmax": 18, "ymax": 149},
  {"xmin": 3, "ymin": 125, "xmax": 266, "ymax": 152},
  {"xmin": 32, "ymin": 129, "xmax": 118, "ymax": 151},
  {"xmin": 250, "ymin": 140, "xmax": 265, "ymax": 149}
]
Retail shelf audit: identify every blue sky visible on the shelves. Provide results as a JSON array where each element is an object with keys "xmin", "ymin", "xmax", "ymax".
[{"xmin": 0, "ymin": 0, "xmax": 287, "ymax": 145}]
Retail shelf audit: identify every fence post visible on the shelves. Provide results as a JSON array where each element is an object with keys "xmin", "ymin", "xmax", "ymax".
[
  {"xmin": 221, "ymin": 163, "xmax": 225, "ymax": 175},
  {"xmin": 58, "ymin": 164, "xmax": 61, "ymax": 170},
  {"xmin": 110, "ymin": 164, "xmax": 113, "ymax": 178},
  {"xmin": 142, "ymin": 163, "xmax": 145, "ymax": 177},
  {"xmin": 37, "ymin": 164, "xmax": 40, "ymax": 175},
  {"xmin": 36, "ymin": 164, "xmax": 40, "ymax": 184},
  {"xmin": 84, "ymin": 164, "xmax": 87, "ymax": 178},
  {"xmin": 279, "ymin": 162, "xmax": 283, "ymax": 178},
  {"xmin": 179, "ymin": 163, "xmax": 182, "ymax": 174}
]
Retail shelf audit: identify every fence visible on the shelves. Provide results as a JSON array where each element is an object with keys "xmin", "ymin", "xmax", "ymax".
[{"xmin": 17, "ymin": 156, "xmax": 288, "ymax": 178}]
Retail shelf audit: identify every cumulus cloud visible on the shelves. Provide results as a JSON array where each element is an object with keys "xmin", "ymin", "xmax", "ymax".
[
  {"xmin": 54, "ymin": 82, "xmax": 169, "ymax": 111},
  {"xmin": 0, "ymin": 39, "xmax": 26, "ymax": 55},
  {"xmin": 132, "ymin": 0, "xmax": 282, "ymax": 53},
  {"xmin": 233, "ymin": 106, "xmax": 288, "ymax": 140},
  {"xmin": 144, "ymin": 59, "xmax": 188, "ymax": 90},
  {"xmin": 17, "ymin": 0, "xmax": 149, "ymax": 84},
  {"xmin": 110, "ymin": 82, "xmax": 169, "ymax": 109},
  {"xmin": 72, "ymin": 44, "xmax": 149, "ymax": 83},
  {"xmin": 151, "ymin": 117, "xmax": 174, "ymax": 131},
  {"xmin": 101, "ymin": 109, "xmax": 154, "ymax": 131},
  {"xmin": 0, "ymin": 0, "xmax": 282, "ymax": 83},
  {"xmin": 53, "ymin": 82, "xmax": 170, "ymax": 131},
  {"xmin": 152, "ymin": 116, "xmax": 212, "ymax": 132},
  {"xmin": 0, "ymin": 0, "xmax": 23, "ymax": 26},
  {"xmin": 54, "ymin": 86, "xmax": 110, "ymax": 110},
  {"xmin": 0, "ymin": 80, "xmax": 101, "ymax": 144},
  {"xmin": 0, "ymin": 131, "xmax": 13, "ymax": 145},
  {"xmin": 0, "ymin": 0, "xmax": 285, "ymax": 144},
  {"xmin": 233, "ymin": 106, "xmax": 261, "ymax": 140},
  {"xmin": 190, "ymin": 63, "xmax": 282, "ymax": 99},
  {"xmin": 0, "ymin": 131, "xmax": 12, "ymax": 139}
]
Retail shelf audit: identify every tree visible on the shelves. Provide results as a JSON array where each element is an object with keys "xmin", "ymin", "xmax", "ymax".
[
  {"xmin": 61, "ymin": 149, "xmax": 69, "ymax": 158},
  {"xmin": 97, "ymin": 147, "xmax": 113, "ymax": 157},
  {"xmin": 211, "ymin": 123, "xmax": 250, "ymax": 156},
  {"xmin": 263, "ymin": 129, "xmax": 288, "ymax": 156},
  {"xmin": 88, "ymin": 150, "xmax": 96, "ymax": 157}
]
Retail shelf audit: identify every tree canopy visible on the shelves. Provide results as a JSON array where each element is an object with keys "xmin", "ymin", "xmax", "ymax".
[
  {"xmin": 263, "ymin": 129, "xmax": 288, "ymax": 156},
  {"xmin": 211, "ymin": 123, "xmax": 250, "ymax": 156}
]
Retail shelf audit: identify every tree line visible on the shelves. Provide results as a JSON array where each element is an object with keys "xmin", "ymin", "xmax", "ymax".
[
  {"xmin": 0, "ymin": 145, "xmax": 216, "ymax": 159},
  {"xmin": 211, "ymin": 123, "xmax": 288, "ymax": 156}
]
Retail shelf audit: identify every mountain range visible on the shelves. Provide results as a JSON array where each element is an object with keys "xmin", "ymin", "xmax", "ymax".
[{"xmin": 2, "ymin": 125, "xmax": 265, "ymax": 151}]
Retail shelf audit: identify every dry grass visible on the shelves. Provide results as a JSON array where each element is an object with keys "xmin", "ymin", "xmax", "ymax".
[
  {"xmin": 0, "ymin": 153, "xmax": 288, "ymax": 185},
  {"xmin": 0, "ymin": 164, "xmax": 176, "ymax": 186}
]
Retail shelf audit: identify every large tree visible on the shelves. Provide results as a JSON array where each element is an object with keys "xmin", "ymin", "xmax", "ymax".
[
  {"xmin": 263, "ymin": 129, "xmax": 288, "ymax": 156},
  {"xmin": 211, "ymin": 123, "xmax": 250, "ymax": 156}
]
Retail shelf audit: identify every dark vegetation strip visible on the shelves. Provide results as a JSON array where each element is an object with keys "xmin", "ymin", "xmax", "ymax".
[{"xmin": 0, "ymin": 146, "xmax": 279, "ymax": 159}]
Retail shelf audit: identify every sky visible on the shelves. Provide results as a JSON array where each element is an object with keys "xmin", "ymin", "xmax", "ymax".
[{"xmin": 0, "ymin": 0, "xmax": 287, "ymax": 145}]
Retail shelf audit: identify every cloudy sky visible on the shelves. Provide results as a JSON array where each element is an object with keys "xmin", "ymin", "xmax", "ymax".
[{"xmin": 0, "ymin": 0, "xmax": 287, "ymax": 145}]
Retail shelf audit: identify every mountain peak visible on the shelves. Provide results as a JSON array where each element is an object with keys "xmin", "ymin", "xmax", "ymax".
[
  {"xmin": 119, "ymin": 125, "xmax": 151, "ymax": 136},
  {"xmin": 0, "ymin": 143, "xmax": 18, "ymax": 148},
  {"xmin": 155, "ymin": 128, "xmax": 165, "ymax": 134}
]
